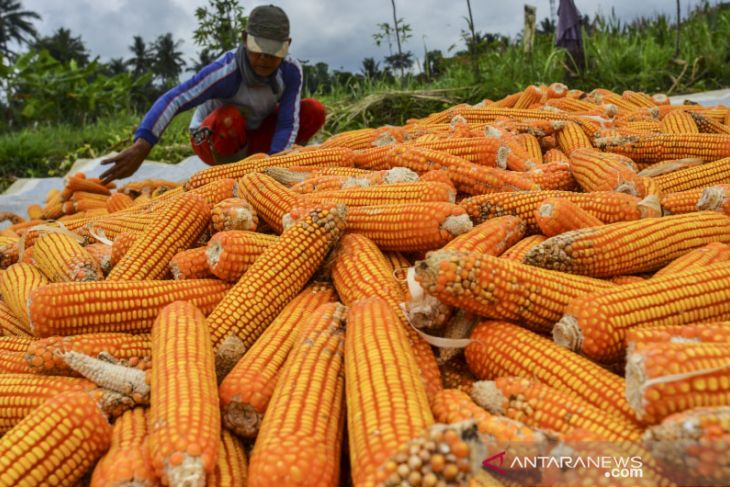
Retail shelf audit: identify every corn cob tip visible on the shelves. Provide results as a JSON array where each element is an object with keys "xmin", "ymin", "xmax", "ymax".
[
  {"xmin": 697, "ymin": 186, "xmax": 727, "ymax": 212},
  {"xmin": 165, "ymin": 455, "xmax": 205, "ymax": 487},
  {"xmin": 638, "ymin": 194, "xmax": 662, "ymax": 218},
  {"xmin": 624, "ymin": 352, "xmax": 648, "ymax": 420},
  {"xmin": 383, "ymin": 167, "xmax": 420, "ymax": 184},
  {"xmin": 469, "ymin": 380, "xmax": 504, "ymax": 415},
  {"xmin": 441, "ymin": 214, "xmax": 473, "ymax": 238},
  {"xmin": 215, "ymin": 335, "xmax": 246, "ymax": 383},
  {"xmin": 552, "ymin": 314, "xmax": 582, "ymax": 352},
  {"xmin": 223, "ymin": 401, "xmax": 262, "ymax": 439},
  {"xmin": 91, "ymin": 388, "xmax": 138, "ymax": 418},
  {"xmin": 64, "ymin": 350, "xmax": 150, "ymax": 404}
]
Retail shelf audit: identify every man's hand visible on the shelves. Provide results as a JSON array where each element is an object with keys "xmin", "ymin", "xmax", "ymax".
[{"xmin": 100, "ymin": 138, "xmax": 152, "ymax": 184}]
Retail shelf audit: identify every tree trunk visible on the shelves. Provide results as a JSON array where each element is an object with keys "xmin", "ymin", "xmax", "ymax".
[
  {"xmin": 675, "ymin": 0, "xmax": 681, "ymax": 58},
  {"xmin": 390, "ymin": 0, "xmax": 405, "ymax": 78},
  {"xmin": 466, "ymin": 0, "xmax": 481, "ymax": 81}
]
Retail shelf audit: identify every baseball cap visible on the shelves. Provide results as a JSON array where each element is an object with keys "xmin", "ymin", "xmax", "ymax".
[{"xmin": 246, "ymin": 5, "xmax": 290, "ymax": 58}]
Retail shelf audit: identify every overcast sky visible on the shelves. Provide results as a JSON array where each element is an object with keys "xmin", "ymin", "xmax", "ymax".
[{"xmin": 21, "ymin": 0, "xmax": 710, "ymax": 73}]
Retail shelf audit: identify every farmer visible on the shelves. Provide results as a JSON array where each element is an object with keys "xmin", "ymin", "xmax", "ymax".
[{"xmin": 100, "ymin": 4, "xmax": 325, "ymax": 183}]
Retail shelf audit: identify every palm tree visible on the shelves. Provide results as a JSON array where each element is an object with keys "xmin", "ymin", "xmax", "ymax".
[
  {"xmin": 33, "ymin": 27, "xmax": 89, "ymax": 66},
  {"xmin": 360, "ymin": 57, "xmax": 381, "ymax": 79},
  {"xmin": 0, "ymin": 0, "xmax": 41, "ymax": 58},
  {"xmin": 127, "ymin": 36, "xmax": 152, "ymax": 77},
  {"xmin": 152, "ymin": 32, "xmax": 186, "ymax": 87},
  {"xmin": 188, "ymin": 47, "xmax": 216, "ymax": 73},
  {"xmin": 105, "ymin": 57, "xmax": 127, "ymax": 76}
]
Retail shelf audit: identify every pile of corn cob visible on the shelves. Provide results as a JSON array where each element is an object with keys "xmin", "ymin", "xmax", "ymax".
[{"xmin": 1, "ymin": 82, "xmax": 730, "ymax": 486}]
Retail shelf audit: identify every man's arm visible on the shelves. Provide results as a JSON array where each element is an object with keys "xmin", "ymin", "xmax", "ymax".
[{"xmin": 268, "ymin": 58, "xmax": 303, "ymax": 154}]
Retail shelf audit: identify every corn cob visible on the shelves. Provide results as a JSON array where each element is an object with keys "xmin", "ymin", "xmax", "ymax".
[
  {"xmin": 626, "ymin": 342, "xmax": 730, "ymax": 423},
  {"xmin": 621, "ymin": 90, "xmax": 659, "ymax": 108},
  {"xmin": 440, "ymin": 359, "xmax": 477, "ymax": 393},
  {"xmin": 107, "ymin": 193, "xmax": 210, "ymax": 280},
  {"xmin": 0, "ymin": 351, "xmax": 33, "ymax": 373},
  {"xmin": 660, "ymin": 187, "xmax": 706, "ymax": 215},
  {"xmin": 211, "ymin": 197, "xmax": 258, "ymax": 232},
  {"xmin": 416, "ymin": 250, "xmax": 613, "ymax": 332},
  {"xmin": 568, "ymin": 148, "xmax": 645, "ymax": 196},
  {"xmin": 205, "ymin": 230, "xmax": 277, "ymax": 282},
  {"xmin": 434, "ymin": 107, "xmax": 573, "ymax": 125},
  {"xmin": 688, "ymin": 111, "xmax": 730, "ymax": 135},
  {"xmin": 219, "ymin": 282, "xmax": 336, "ymax": 437},
  {"xmin": 84, "ymin": 242, "xmax": 113, "ymax": 275},
  {"xmin": 642, "ymin": 406, "xmax": 730, "ymax": 485},
  {"xmin": 652, "ymin": 156, "xmax": 730, "ymax": 192},
  {"xmin": 590, "ymin": 88, "xmax": 643, "ymax": 112},
  {"xmin": 207, "ymin": 205, "xmax": 346, "ymax": 350},
  {"xmin": 638, "ymin": 157, "xmax": 704, "ymax": 177},
  {"xmin": 0, "ymin": 300, "xmax": 31, "ymax": 336},
  {"xmin": 289, "ymin": 168, "xmax": 419, "ymax": 194},
  {"xmin": 169, "ymin": 247, "xmax": 212, "ymax": 280},
  {"xmin": 660, "ymin": 110, "xmax": 700, "ymax": 133},
  {"xmin": 419, "ymin": 168, "xmax": 456, "ymax": 191},
  {"xmin": 248, "ymin": 302, "xmax": 346, "ymax": 487},
  {"xmin": 626, "ymin": 322, "xmax": 730, "ymax": 352},
  {"xmin": 500, "ymin": 234, "xmax": 547, "ymax": 261},
  {"xmin": 526, "ymin": 212, "xmax": 730, "ymax": 277},
  {"xmin": 534, "ymin": 198, "xmax": 603, "ymax": 237},
  {"xmin": 512, "ymin": 84, "xmax": 543, "ymax": 109},
  {"xmin": 106, "ymin": 192, "xmax": 134, "ymax": 213},
  {"xmin": 443, "ymin": 215, "xmax": 525, "ymax": 256},
  {"xmin": 25, "ymin": 333, "xmax": 151, "ymax": 375},
  {"xmin": 656, "ymin": 105, "xmax": 728, "ymax": 122},
  {"xmin": 33, "ymin": 232, "xmax": 103, "ymax": 282},
  {"xmin": 28, "ymin": 279, "xmax": 230, "ymax": 337},
  {"xmin": 618, "ymin": 120, "xmax": 663, "ymax": 133},
  {"xmin": 148, "ymin": 301, "xmax": 220, "ymax": 486},
  {"xmin": 185, "ymin": 147, "xmax": 354, "ymax": 189},
  {"xmin": 0, "ymin": 263, "xmax": 49, "ymax": 330},
  {"xmin": 89, "ymin": 407, "xmax": 155, "ymax": 487},
  {"xmin": 697, "ymin": 183, "xmax": 730, "ymax": 215},
  {"xmin": 237, "ymin": 173, "xmax": 296, "ymax": 233},
  {"xmin": 500, "ymin": 136, "xmax": 540, "ymax": 171},
  {"xmin": 208, "ymin": 430, "xmax": 248, "ymax": 487},
  {"xmin": 555, "ymin": 121, "xmax": 593, "ymax": 155},
  {"xmin": 522, "ymin": 161, "xmax": 578, "ymax": 191},
  {"xmin": 62, "ymin": 351, "xmax": 150, "ymax": 405},
  {"xmin": 0, "ymin": 336, "xmax": 33, "ymax": 352},
  {"xmin": 543, "ymin": 148, "xmax": 569, "ymax": 164},
  {"xmin": 0, "ymin": 236, "xmax": 19, "ymax": 269},
  {"xmin": 472, "ymin": 377, "xmax": 642, "ymax": 441},
  {"xmin": 267, "ymin": 165, "xmax": 371, "ymax": 187},
  {"xmin": 301, "ymin": 181, "xmax": 456, "ymax": 207},
  {"xmin": 110, "ymin": 231, "xmax": 137, "ymax": 266},
  {"xmin": 320, "ymin": 126, "xmax": 404, "ymax": 150},
  {"xmin": 653, "ymin": 241, "xmax": 730, "ymax": 277},
  {"xmin": 460, "ymin": 191, "xmax": 643, "ymax": 233},
  {"xmin": 598, "ymin": 133, "xmax": 730, "ymax": 163},
  {"xmin": 554, "ymin": 262, "xmax": 730, "ymax": 363},
  {"xmin": 331, "ymin": 233, "xmax": 442, "ymax": 401},
  {"xmin": 411, "ymin": 136, "xmax": 531, "ymax": 168},
  {"xmin": 80, "ymin": 212, "xmax": 153, "ymax": 243},
  {"xmin": 514, "ymin": 133, "xmax": 543, "ymax": 163},
  {"xmin": 42, "ymin": 191, "xmax": 64, "ymax": 219},
  {"xmin": 0, "ymin": 390, "xmax": 113, "ymax": 486},
  {"xmin": 345, "ymin": 297, "xmax": 434, "ymax": 486},
  {"xmin": 465, "ymin": 321, "xmax": 638, "ymax": 425},
  {"xmin": 64, "ymin": 174, "xmax": 111, "ymax": 196}
]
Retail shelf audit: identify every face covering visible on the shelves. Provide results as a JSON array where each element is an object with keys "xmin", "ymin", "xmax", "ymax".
[{"xmin": 236, "ymin": 44, "xmax": 282, "ymax": 95}]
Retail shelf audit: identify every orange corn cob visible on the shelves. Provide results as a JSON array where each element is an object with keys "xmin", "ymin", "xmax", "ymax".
[
  {"xmin": 656, "ymin": 105, "xmax": 728, "ymax": 122},
  {"xmin": 460, "ymin": 190, "xmax": 643, "ymax": 233},
  {"xmin": 208, "ymin": 430, "xmax": 248, "ymax": 487},
  {"xmin": 439, "ymin": 359, "xmax": 477, "ymax": 393},
  {"xmin": 0, "ymin": 336, "xmax": 33, "ymax": 352},
  {"xmin": 211, "ymin": 197, "xmax": 258, "ymax": 232},
  {"xmin": 501, "ymin": 136, "xmax": 540, "ymax": 171},
  {"xmin": 0, "ymin": 300, "xmax": 31, "ymax": 337},
  {"xmin": 331, "ymin": 233, "xmax": 442, "ymax": 401},
  {"xmin": 411, "ymin": 136, "xmax": 529, "ymax": 168},
  {"xmin": 26, "ymin": 333, "xmax": 151, "ymax": 375},
  {"xmin": 660, "ymin": 110, "xmax": 700, "ymax": 133},
  {"xmin": 169, "ymin": 247, "xmax": 212, "ymax": 280},
  {"xmin": 617, "ymin": 120, "xmax": 663, "ymax": 133},
  {"xmin": 205, "ymin": 230, "xmax": 277, "ymax": 282},
  {"xmin": 590, "ymin": 88, "xmax": 642, "ymax": 112},
  {"xmin": 660, "ymin": 187, "xmax": 706, "ymax": 215},
  {"xmin": 535, "ymin": 198, "xmax": 603, "ymax": 237},
  {"xmin": 437, "ymin": 107, "xmax": 573, "ymax": 125},
  {"xmin": 287, "ymin": 169, "xmax": 412, "ymax": 193},
  {"xmin": 148, "ymin": 301, "xmax": 220, "ymax": 485},
  {"xmin": 416, "ymin": 250, "xmax": 614, "ymax": 332},
  {"xmin": 320, "ymin": 126, "xmax": 404, "ymax": 150},
  {"xmin": 237, "ymin": 173, "xmax": 297, "ymax": 233},
  {"xmin": 65, "ymin": 175, "xmax": 111, "ymax": 196},
  {"xmin": 42, "ymin": 191, "xmax": 64, "ymax": 219},
  {"xmin": 555, "ymin": 121, "xmax": 593, "ymax": 155},
  {"xmin": 622, "ymin": 90, "xmax": 659, "ymax": 108},
  {"xmin": 107, "ymin": 193, "xmax": 210, "ymax": 280},
  {"xmin": 120, "ymin": 179, "xmax": 179, "ymax": 197},
  {"xmin": 84, "ymin": 242, "xmax": 113, "ymax": 275},
  {"xmin": 301, "ymin": 181, "xmax": 456, "ymax": 206},
  {"xmin": 443, "ymin": 215, "xmax": 525, "ymax": 256},
  {"xmin": 514, "ymin": 133, "xmax": 543, "ymax": 163},
  {"xmin": 465, "ymin": 321, "xmax": 638, "ymax": 425},
  {"xmin": 643, "ymin": 406, "xmax": 730, "ymax": 485},
  {"xmin": 207, "ymin": 205, "xmax": 346, "ymax": 350},
  {"xmin": 491, "ymin": 92, "xmax": 521, "ymax": 108},
  {"xmin": 543, "ymin": 150, "xmax": 568, "ymax": 167},
  {"xmin": 80, "ymin": 212, "xmax": 153, "ymax": 243},
  {"xmin": 653, "ymin": 241, "xmax": 730, "ymax": 278},
  {"xmin": 568, "ymin": 148, "xmax": 645, "ymax": 196},
  {"xmin": 472, "ymin": 377, "xmax": 642, "ymax": 441},
  {"xmin": 33, "ymin": 232, "xmax": 103, "ymax": 282},
  {"xmin": 0, "ymin": 351, "xmax": 33, "ymax": 373},
  {"xmin": 0, "ymin": 390, "xmax": 113, "ymax": 486},
  {"xmin": 698, "ymin": 184, "xmax": 730, "ymax": 215},
  {"xmin": 219, "ymin": 282, "xmax": 336, "ymax": 437},
  {"xmin": 652, "ymin": 156, "xmax": 730, "ymax": 192},
  {"xmin": 106, "ymin": 192, "xmax": 134, "ymax": 213},
  {"xmin": 28, "ymin": 279, "xmax": 230, "ymax": 337},
  {"xmin": 500, "ymin": 235, "xmax": 547, "ymax": 261},
  {"xmin": 111, "ymin": 231, "xmax": 138, "ymax": 266},
  {"xmin": 525, "ymin": 212, "xmax": 730, "ymax": 277},
  {"xmin": 0, "ymin": 263, "xmax": 49, "ymax": 330},
  {"xmin": 626, "ymin": 322, "xmax": 730, "ymax": 352},
  {"xmin": 513, "ymin": 85, "xmax": 544, "ymax": 109},
  {"xmin": 248, "ymin": 302, "xmax": 346, "ymax": 487},
  {"xmin": 0, "ymin": 236, "xmax": 19, "ymax": 269},
  {"xmin": 626, "ymin": 342, "xmax": 730, "ymax": 423},
  {"xmin": 522, "ymin": 161, "xmax": 577, "ymax": 191},
  {"xmin": 554, "ymin": 262, "xmax": 730, "ymax": 363},
  {"xmin": 419, "ymin": 169, "xmax": 456, "ymax": 191},
  {"xmin": 345, "ymin": 297, "xmax": 434, "ymax": 486},
  {"xmin": 598, "ymin": 133, "xmax": 730, "ymax": 163},
  {"xmin": 90, "ymin": 407, "xmax": 156, "ymax": 487}
]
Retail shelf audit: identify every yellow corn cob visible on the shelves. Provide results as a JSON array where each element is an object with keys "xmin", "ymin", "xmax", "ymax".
[
  {"xmin": 331, "ymin": 233, "xmax": 443, "ymax": 401},
  {"xmin": 106, "ymin": 192, "xmax": 134, "ymax": 213},
  {"xmin": 208, "ymin": 430, "xmax": 248, "ymax": 487},
  {"xmin": 657, "ymin": 105, "xmax": 728, "ymax": 122},
  {"xmin": 543, "ymin": 148, "xmax": 569, "ymax": 164},
  {"xmin": 554, "ymin": 262, "xmax": 730, "ymax": 363},
  {"xmin": 0, "ymin": 263, "xmax": 49, "ymax": 330},
  {"xmin": 111, "ymin": 231, "xmax": 137, "ymax": 266},
  {"xmin": 618, "ymin": 120, "xmax": 663, "ymax": 133},
  {"xmin": 435, "ymin": 107, "xmax": 573, "ymax": 125},
  {"xmin": 534, "ymin": 198, "xmax": 604, "ymax": 237},
  {"xmin": 626, "ymin": 322, "xmax": 730, "ymax": 352},
  {"xmin": 287, "ymin": 169, "xmax": 410, "ymax": 193},
  {"xmin": 0, "ymin": 351, "xmax": 33, "ymax": 373},
  {"xmin": 555, "ymin": 121, "xmax": 593, "ymax": 155},
  {"xmin": 660, "ymin": 110, "xmax": 700, "ymax": 133},
  {"xmin": 248, "ymin": 302, "xmax": 346, "ymax": 487},
  {"xmin": 652, "ymin": 156, "xmax": 730, "ymax": 192},
  {"xmin": 499, "ymin": 234, "xmax": 548, "ymax": 261},
  {"xmin": 643, "ymin": 406, "xmax": 730, "ymax": 485},
  {"xmin": 80, "ymin": 212, "xmax": 153, "ymax": 243},
  {"xmin": 169, "ymin": 247, "xmax": 212, "ymax": 280},
  {"xmin": 64, "ymin": 175, "xmax": 111, "ymax": 196},
  {"xmin": 90, "ymin": 407, "xmax": 156, "ymax": 487},
  {"xmin": 568, "ymin": 148, "xmax": 646, "ymax": 196},
  {"xmin": 465, "ymin": 321, "xmax": 638, "ymax": 425},
  {"xmin": 183, "ymin": 178, "xmax": 238, "ymax": 209},
  {"xmin": 185, "ymin": 147, "xmax": 354, "ymax": 189},
  {"xmin": 33, "ymin": 232, "xmax": 103, "ymax": 282},
  {"xmin": 525, "ymin": 212, "xmax": 730, "ymax": 277},
  {"xmin": 697, "ymin": 183, "xmax": 730, "ymax": 215},
  {"xmin": 84, "ymin": 242, "xmax": 113, "ymax": 275},
  {"xmin": 25, "ymin": 333, "xmax": 151, "ymax": 375},
  {"xmin": 207, "ymin": 205, "xmax": 346, "ymax": 350},
  {"xmin": 598, "ymin": 133, "xmax": 730, "ymax": 163},
  {"xmin": 626, "ymin": 342, "xmax": 730, "ymax": 423},
  {"xmin": 0, "ymin": 336, "xmax": 33, "ymax": 352},
  {"xmin": 440, "ymin": 359, "xmax": 477, "ymax": 393},
  {"xmin": 42, "ymin": 191, "xmax": 64, "ymax": 219},
  {"xmin": 148, "ymin": 301, "xmax": 220, "ymax": 485},
  {"xmin": 0, "ymin": 236, "xmax": 19, "ymax": 269},
  {"xmin": 237, "ymin": 173, "xmax": 297, "ymax": 233},
  {"xmin": 411, "ymin": 136, "xmax": 531, "ymax": 168},
  {"xmin": 472, "ymin": 377, "xmax": 643, "ymax": 441},
  {"xmin": 460, "ymin": 191, "xmax": 643, "ymax": 233},
  {"xmin": 219, "ymin": 282, "xmax": 335, "ymax": 437},
  {"xmin": 28, "ymin": 279, "xmax": 230, "ymax": 337},
  {"xmin": 443, "ymin": 215, "xmax": 525, "ymax": 256},
  {"xmin": 0, "ymin": 390, "xmax": 113, "ymax": 486},
  {"xmin": 205, "ymin": 230, "xmax": 277, "ymax": 282},
  {"xmin": 211, "ymin": 197, "xmax": 258, "ymax": 232},
  {"xmin": 653, "ymin": 241, "xmax": 730, "ymax": 278},
  {"xmin": 301, "ymin": 181, "xmax": 456, "ymax": 206},
  {"xmin": 320, "ymin": 126, "xmax": 404, "ymax": 150},
  {"xmin": 522, "ymin": 161, "xmax": 577, "ymax": 191},
  {"xmin": 0, "ymin": 300, "xmax": 31, "ymax": 337},
  {"xmin": 513, "ymin": 84, "xmax": 544, "ymax": 109},
  {"xmin": 514, "ymin": 133, "xmax": 543, "ymax": 163},
  {"xmin": 120, "ymin": 179, "xmax": 179, "ymax": 197},
  {"xmin": 590, "ymin": 88, "xmax": 643, "ymax": 112},
  {"xmin": 416, "ymin": 250, "xmax": 614, "ymax": 332},
  {"xmin": 545, "ymin": 96, "xmax": 600, "ymax": 112},
  {"xmin": 345, "ymin": 297, "xmax": 434, "ymax": 486},
  {"xmin": 622, "ymin": 90, "xmax": 660, "ymax": 108},
  {"xmin": 660, "ymin": 187, "xmax": 706, "ymax": 215},
  {"xmin": 107, "ymin": 193, "xmax": 210, "ymax": 280},
  {"xmin": 500, "ymin": 136, "xmax": 540, "ymax": 171},
  {"xmin": 688, "ymin": 111, "xmax": 730, "ymax": 134}
]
